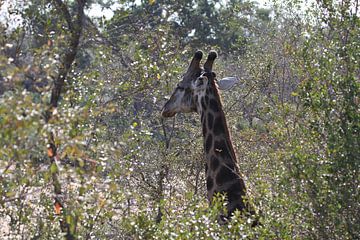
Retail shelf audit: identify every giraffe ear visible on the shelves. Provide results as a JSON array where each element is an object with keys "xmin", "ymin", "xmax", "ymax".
[{"xmin": 217, "ymin": 77, "xmax": 238, "ymax": 91}]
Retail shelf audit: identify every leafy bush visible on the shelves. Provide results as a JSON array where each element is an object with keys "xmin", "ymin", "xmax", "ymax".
[{"xmin": 0, "ymin": 0, "xmax": 358, "ymax": 239}]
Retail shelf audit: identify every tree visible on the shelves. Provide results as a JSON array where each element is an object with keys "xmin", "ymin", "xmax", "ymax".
[
  {"xmin": 105, "ymin": 0, "xmax": 271, "ymax": 53},
  {"xmin": 0, "ymin": 0, "xmax": 359, "ymax": 239}
]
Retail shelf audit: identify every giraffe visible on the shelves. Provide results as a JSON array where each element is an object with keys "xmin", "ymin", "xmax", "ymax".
[{"xmin": 162, "ymin": 50, "xmax": 257, "ymax": 224}]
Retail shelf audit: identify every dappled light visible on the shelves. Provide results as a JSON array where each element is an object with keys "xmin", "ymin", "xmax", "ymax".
[{"xmin": 0, "ymin": 0, "xmax": 359, "ymax": 239}]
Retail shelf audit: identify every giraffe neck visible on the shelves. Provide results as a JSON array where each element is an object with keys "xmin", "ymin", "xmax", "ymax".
[
  {"xmin": 199, "ymin": 82, "xmax": 237, "ymax": 163},
  {"xmin": 197, "ymin": 80, "xmax": 250, "ymax": 220}
]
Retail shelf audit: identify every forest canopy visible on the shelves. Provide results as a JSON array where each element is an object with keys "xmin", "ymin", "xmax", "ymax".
[{"xmin": 0, "ymin": 0, "xmax": 359, "ymax": 239}]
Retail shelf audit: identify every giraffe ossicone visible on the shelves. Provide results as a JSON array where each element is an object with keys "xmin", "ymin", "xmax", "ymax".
[{"xmin": 162, "ymin": 50, "xmax": 257, "ymax": 225}]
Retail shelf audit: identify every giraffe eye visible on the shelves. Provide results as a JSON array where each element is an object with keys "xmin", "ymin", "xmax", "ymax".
[
  {"xmin": 196, "ymin": 77, "xmax": 204, "ymax": 87},
  {"xmin": 177, "ymin": 84, "xmax": 185, "ymax": 90}
]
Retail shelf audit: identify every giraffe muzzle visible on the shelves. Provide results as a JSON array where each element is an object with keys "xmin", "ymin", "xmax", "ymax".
[{"xmin": 161, "ymin": 108, "xmax": 176, "ymax": 118}]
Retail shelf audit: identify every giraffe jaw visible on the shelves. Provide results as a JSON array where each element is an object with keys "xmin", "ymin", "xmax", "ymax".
[{"xmin": 161, "ymin": 109, "xmax": 176, "ymax": 118}]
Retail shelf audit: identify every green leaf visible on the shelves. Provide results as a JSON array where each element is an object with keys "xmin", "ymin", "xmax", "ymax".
[{"xmin": 50, "ymin": 163, "xmax": 58, "ymax": 174}]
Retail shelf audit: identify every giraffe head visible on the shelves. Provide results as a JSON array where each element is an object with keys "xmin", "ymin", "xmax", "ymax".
[{"xmin": 161, "ymin": 50, "xmax": 238, "ymax": 118}]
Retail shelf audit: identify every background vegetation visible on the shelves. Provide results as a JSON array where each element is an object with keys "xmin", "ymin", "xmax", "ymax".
[{"xmin": 0, "ymin": 0, "xmax": 358, "ymax": 239}]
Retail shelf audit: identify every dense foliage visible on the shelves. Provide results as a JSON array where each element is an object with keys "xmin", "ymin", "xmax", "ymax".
[{"xmin": 0, "ymin": 0, "xmax": 358, "ymax": 239}]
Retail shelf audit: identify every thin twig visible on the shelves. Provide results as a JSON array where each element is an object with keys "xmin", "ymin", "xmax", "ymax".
[{"xmin": 225, "ymin": 84, "xmax": 256, "ymax": 113}]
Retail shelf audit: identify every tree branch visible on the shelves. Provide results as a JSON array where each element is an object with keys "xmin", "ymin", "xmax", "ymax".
[
  {"xmin": 53, "ymin": 0, "xmax": 73, "ymax": 31},
  {"xmin": 47, "ymin": 0, "xmax": 86, "ymax": 113},
  {"xmin": 45, "ymin": 1, "xmax": 87, "ymax": 238}
]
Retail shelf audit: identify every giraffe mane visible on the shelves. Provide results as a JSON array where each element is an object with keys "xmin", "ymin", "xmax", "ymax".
[{"xmin": 209, "ymin": 78, "xmax": 238, "ymax": 163}]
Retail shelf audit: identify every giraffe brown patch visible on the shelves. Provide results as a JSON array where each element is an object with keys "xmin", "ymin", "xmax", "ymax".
[
  {"xmin": 201, "ymin": 98, "xmax": 206, "ymax": 110},
  {"xmin": 214, "ymin": 140, "xmax": 231, "ymax": 159},
  {"xmin": 209, "ymin": 99, "xmax": 219, "ymax": 112},
  {"xmin": 191, "ymin": 105, "xmax": 197, "ymax": 112},
  {"xmin": 207, "ymin": 112, "xmax": 214, "ymax": 130},
  {"xmin": 210, "ymin": 156, "xmax": 219, "ymax": 171},
  {"xmin": 216, "ymin": 166, "xmax": 239, "ymax": 186},
  {"xmin": 206, "ymin": 176, "xmax": 214, "ymax": 191},
  {"xmin": 225, "ymin": 162, "xmax": 235, "ymax": 171},
  {"xmin": 227, "ymin": 181, "xmax": 246, "ymax": 197},
  {"xmin": 227, "ymin": 191, "xmax": 243, "ymax": 204},
  {"xmin": 213, "ymin": 116, "xmax": 225, "ymax": 135},
  {"xmin": 205, "ymin": 134, "xmax": 213, "ymax": 153},
  {"xmin": 205, "ymin": 95, "xmax": 209, "ymax": 104},
  {"xmin": 202, "ymin": 125, "xmax": 207, "ymax": 136},
  {"xmin": 206, "ymin": 88, "xmax": 211, "ymax": 95}
]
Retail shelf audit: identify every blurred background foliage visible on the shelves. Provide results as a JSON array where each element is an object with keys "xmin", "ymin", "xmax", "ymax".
[{"xmin": 0, "ymin": 0, "xmax": 359, "ymax": 239}]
